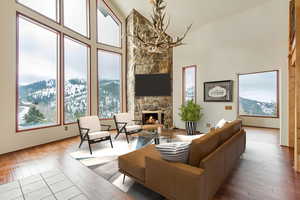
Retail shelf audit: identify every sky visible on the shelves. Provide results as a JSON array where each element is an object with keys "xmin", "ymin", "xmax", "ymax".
[
  {"xmin": 185, "ymin": 67, "xmax": 196, "ymax": 90},
  {"xmin": 18, "ymin": 0, "xmax": 57, "ymax": 21},
  {"xmin": 98, "ymin": 51, "xmax": 121, "ymax": 80},
  {"xmin": 239, "ymin": 71, "xmax": 277, "ymax": 103},
  {"xmin": 18, "ymin": 1, "xmax": 121, "ymax": 86}
]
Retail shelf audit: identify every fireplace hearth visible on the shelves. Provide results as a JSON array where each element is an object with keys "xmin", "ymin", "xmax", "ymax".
[{"xmin": 142, "ymin": 111, "xmax": 164, "ymax": 125}]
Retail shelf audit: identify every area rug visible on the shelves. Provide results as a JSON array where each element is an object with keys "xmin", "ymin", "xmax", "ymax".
[{"xmin": 70, "ymin": 133, "xmax": 165, "ymax": 200}]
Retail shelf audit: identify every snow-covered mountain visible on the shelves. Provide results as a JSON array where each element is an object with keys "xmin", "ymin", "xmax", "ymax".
[
  {"xmin": 18, "ymin": 79, "xmax": 120, "ymax": 128},
  {"xmin": 239, "ymin": 97, "xmax": 277, "ymax": 116}
]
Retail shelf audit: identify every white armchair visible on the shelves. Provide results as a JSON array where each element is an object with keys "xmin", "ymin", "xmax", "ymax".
[
  {"xmin": 77, "ymin": 116, "xmax": 113, "ymax": 154},
  {"xmin": 113, "ymin": 113, "xmax": 143, "ymax": 143}
]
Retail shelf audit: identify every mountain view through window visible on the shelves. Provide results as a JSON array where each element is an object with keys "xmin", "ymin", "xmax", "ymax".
[
  {"xmin": 183, "ymin": 66, "xmax": 196, "ymax": 103},
  {"xmin": 239, "ymin": 71, "xmax": 278, "ymax": 117},
  {"xmin": 98, "ymin": 50, "xmax": 121, "ymax": 119},
  {"xmin": 64, "ymin": 37, "xmax": 89, "ymax": 123},
  {"xmin": 17, "ymin": 16, "xmax": 59, "ymax": 130},
  {"xmin": 17, "ymin": 1, "xmax": 123, "ymax": 130}
]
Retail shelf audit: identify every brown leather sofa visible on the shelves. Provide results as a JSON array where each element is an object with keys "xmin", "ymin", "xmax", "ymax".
[{"xmin": 118, "ymin": 120, "xmax": 246, "ymax": 200}]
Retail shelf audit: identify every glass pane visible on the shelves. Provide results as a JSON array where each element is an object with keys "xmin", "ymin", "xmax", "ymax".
[
  {"xmin": 98, "ymin": 51, "xmax": 121, "ymax": 119},
  {"xmin": 184, "ymin": 67, "xmax": 196, "ymax": 102},
  {"xmin": 64, "ymin": 0, "xmax": 88, "ymax": 36},
  {"xmin": 17, "ymin": 0, "xmax": 58, "ymax": 21},
  {"xmin": 64, "ymin": 37, "xmax": 89, "ymax": 123},
  {"xmin": 239, "ymin": 71, "xmax": 278, "ymax": 117},
  {"xmin": 18, "ymin": 16, "xmax": 59, "ymax": 130},
  {"xmin": 97, "ymin": 0, "xmax": 121, "ymax": 47}
]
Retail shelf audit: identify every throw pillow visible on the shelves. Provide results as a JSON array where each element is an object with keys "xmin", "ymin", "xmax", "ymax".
[
  {"xmin": 156, "ymin": 142, "xmax": 191, "ymax": 163},
  {"xmin": 216, "ymin": 119, "xmax": 227, "ymax": 129}
]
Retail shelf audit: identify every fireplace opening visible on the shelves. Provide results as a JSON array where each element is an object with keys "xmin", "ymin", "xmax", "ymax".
[{"xmin": 142, "ymin": 111, "xmax": 164, "ymax": 125}]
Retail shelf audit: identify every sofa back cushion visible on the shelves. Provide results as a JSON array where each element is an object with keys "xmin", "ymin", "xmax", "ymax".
[
  {"xmin": 215, "ymin": 120, "xmax": 242, "ymax": 145},
  {"xmin": 188, "ymin": 133, "xmax": 220, "ymax": 167}
]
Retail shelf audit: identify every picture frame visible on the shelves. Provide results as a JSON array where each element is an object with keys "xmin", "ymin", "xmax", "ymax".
[{"xmin": 204, "ymin": 80, "xmax": 233, "ymax": 102}]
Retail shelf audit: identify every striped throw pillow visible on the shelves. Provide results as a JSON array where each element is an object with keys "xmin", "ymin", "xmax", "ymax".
[{"xmin": 156, "ymin": 142, "xmax": 191, "ymax": 163}]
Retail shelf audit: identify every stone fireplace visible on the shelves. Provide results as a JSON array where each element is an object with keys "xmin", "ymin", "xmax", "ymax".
[{"xmin": 126, "ymin": 10, "xmax": 173, "ymax": 128}]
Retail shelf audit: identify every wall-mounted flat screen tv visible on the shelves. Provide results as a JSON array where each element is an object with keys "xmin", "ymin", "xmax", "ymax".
[{"xmin": 135, "ymin": 74, "xmax": 171, "ymax": 96}]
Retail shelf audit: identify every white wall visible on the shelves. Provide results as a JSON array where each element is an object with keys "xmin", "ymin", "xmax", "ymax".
[
  {"xmin": 173, "ymin": 0, "xmax": 289, "ymax": 145},
  {"xmin": 0, "ymin": 0, "xmax": 125, "ymax": 155}
]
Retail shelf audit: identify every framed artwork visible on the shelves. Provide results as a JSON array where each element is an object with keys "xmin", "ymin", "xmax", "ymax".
[{"xmin": 204, "ymin": 80, "xmax": 233, "ymax": 102}]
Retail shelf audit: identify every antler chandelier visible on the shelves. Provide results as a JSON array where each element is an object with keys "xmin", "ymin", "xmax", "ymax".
[{"xmin": 133, "ymin": 0, "xmax": 192, "ymax": 53}]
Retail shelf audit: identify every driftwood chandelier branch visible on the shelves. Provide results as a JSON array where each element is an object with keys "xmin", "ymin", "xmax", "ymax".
[{"xmin": 132, "ymin": 0, "xmax": 192, "ymax": 53}]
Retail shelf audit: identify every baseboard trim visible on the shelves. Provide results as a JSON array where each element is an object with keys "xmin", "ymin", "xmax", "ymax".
[
  {"xmin": 0, "ymin": 135, "xmax": 79, "ymax": 156},
  {"xmin": 243, "ymin": 125, "xmax": 280, "ymax": 130}
]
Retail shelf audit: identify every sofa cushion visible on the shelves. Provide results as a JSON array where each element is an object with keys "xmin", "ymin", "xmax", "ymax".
[
  {"xmin": 188, "ymin": 133, "xmax": 220, "ymax": 167},
  {"xmin": 215, "ymin": 120, "xmax": 242, "ymax": 144},
  {"xmin": 215, "ymin": 119, "xmax": 227, "ymax": 129},
  {"xmin": 118, "ymin": 145, "xmax": 160, "ymax": 182}
]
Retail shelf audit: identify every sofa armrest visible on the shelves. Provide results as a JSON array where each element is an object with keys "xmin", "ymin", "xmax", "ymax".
[{"xmin": 145, "ymin": 156, "xmax": 207, "ymax": 200}]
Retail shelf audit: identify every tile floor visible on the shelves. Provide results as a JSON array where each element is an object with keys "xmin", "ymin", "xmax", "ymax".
[{"xmin": 0, "ymin": 169, "xmax": 88, "ymax": 200}]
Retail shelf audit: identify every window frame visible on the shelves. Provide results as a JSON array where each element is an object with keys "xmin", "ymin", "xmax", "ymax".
[
  {"xmin": 97, "ymin": 48, "xmax": 123, "ymax": 120},
  {"xmin": 15, "ymin": 0, "xmax": 124, "ymax": 132},
  {"xmin": 16, "ymin": 0, "xmax": 60, "ymax": 24},
  {"xmin": 237, "ymin": 70, "xmax": 280, "ymax": 119},
  {"xmin": 96, "ymin": 0, "xmax": 122, "ymax": 48},
  {"xmin": 182, "ymin": 65, "xmax": 197, "ymax": 104},
  {"xmin": 62, "ymin": 0, "xmax": 91, "ymax": 39},
  {"xmin": 62, "ymin": 34, "xmax": 91, "ymax": 125},
  {"xmin": 16, "ymin": 13, "xmax": 61, "ymax": 132}
]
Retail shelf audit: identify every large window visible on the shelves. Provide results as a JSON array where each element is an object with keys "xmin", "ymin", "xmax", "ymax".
[
  {"xmin": 16, "ymin": 0, "xmax": 123, "ymax": 131},
  {"xmin": 64, "ymin": 36, "xmax": 90, "ymax": 124},
  {"xmin": 183, "ymin": 66, "xmax": 197, "ymax": 103},
  {"xmin": 238, "ymin": 71, "xmax": 279, "ymax": 118},
  {"xmin": 17, "ymin": 0, "xmax": 59, "ymax": 22},
  {"xmin": 97, "ymin": 0, "xmax": 121, "ymax": 47},
  {"xmin": 98, "ymin": 50, "xmax": 121, "ymax": 119},
  {"xmin": 17, "ymin": 15, "xmax": 59, "ymax": 131},
  {"xmin": 63, "ymin": 0, "xmax": 89, "ymax": 37}
]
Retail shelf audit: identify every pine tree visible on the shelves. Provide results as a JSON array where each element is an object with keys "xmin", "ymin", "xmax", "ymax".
[{"xmin": 24, "ymin": 106, "xmax": 45, "ymax": 124}]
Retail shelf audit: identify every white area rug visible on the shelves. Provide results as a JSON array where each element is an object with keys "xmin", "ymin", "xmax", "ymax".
[{"xmin": 70, "ymin": 138, "xmax": 138, "ymax": 167}]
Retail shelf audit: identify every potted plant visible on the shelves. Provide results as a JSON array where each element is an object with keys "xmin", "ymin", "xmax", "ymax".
[{"xmin": 179, "ymin": 100, "xmax": 203, "ymax": 135}]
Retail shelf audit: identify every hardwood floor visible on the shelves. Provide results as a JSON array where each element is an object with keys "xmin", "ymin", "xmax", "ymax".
[
  {"xmin": 215, "ymin": 127, "xmax": 300, "ymax": 200},
  {"xmin": 0, "ymin": 135, "xmax": 131, "ymax": 200},
  {"xmin": 0, "ymin": 127, "xmax": 299, "ymax": 200}
]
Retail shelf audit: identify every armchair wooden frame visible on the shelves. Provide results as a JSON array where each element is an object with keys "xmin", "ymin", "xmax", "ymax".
[
  {"xmin": 113, "ymin": 116, "xmax": 143, "ymax": 143},
  {"xmin": 77, "ymin": 120, "xmax": 113, "ymax": 154}
]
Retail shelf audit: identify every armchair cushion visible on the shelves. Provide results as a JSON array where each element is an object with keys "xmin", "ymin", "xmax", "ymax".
[
  {"xmin": 79, "ymin": 116, "xmax": 101, "ymax": 133},
  {"xmin": 125, "ymin": 125, "xmax": 142, "ymax": 132},
  {"xmin": 88, "ymin": 131, "xmax": 110, "ymax": 140}
]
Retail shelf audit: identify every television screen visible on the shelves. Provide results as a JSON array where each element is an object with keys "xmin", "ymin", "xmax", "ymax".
[{"xmin": 135, "ymin": 74, "xmax": 171, "ymax": 96}]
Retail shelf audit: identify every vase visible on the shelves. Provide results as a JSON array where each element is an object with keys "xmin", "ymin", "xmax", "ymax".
[{"xmin": 185, "ymin": 121, "xmax": 197, "ymax": 135}]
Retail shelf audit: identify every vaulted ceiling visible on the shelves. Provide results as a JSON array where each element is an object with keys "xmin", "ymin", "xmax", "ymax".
[{"xmin": 111, "ymin": 0, "xmax": 272, "ymax": 35}]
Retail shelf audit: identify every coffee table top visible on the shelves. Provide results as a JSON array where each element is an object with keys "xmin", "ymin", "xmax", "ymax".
[{"xmin": 142, "ymin": 124, "xmax": 163, "ymax": 131}]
